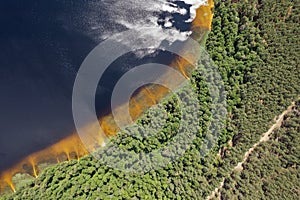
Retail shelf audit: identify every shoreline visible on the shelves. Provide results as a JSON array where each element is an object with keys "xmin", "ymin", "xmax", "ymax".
[{"xmin": 0, "ymin": 0, "xmax": 214, "ymax": 194}]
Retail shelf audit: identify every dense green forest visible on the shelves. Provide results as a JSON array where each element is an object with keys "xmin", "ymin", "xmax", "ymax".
[
  {"xmin": 218, "ymin": 100, "xmax": 300, "ymax": 199},
  {"xmin": 1, "ymin": 0, "xmax": 299, "ymax": 199}
]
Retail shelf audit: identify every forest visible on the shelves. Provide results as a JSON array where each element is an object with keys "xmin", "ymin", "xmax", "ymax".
[{"xmin": 1, "ymin": 0, "xmax": 299, "ymax": 199}]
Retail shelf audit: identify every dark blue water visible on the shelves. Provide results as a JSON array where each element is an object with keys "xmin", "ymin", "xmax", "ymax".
[
  {"xmin": 0, "ymin": 0, "xmax": 193, "ymax": 172},
  {"xmin": 0, "ymin": 0, "xmax": 97, "ymax": 171}
]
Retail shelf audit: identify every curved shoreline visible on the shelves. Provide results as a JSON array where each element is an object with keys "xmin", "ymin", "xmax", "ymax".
[{"xmin": 0, "ymin": 0, "xmax": 214, "ymax": 193}]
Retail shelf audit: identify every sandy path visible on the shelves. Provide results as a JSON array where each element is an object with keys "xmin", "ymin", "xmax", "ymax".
[{"xmin": 206, "ymin": 100, "xmax": 297, "ymax": 200}]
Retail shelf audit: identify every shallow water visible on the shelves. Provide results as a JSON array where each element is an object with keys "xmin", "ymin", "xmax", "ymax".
[{"xmin": 0, "ymin": 0, "xmax": 201, "ymax": 174}]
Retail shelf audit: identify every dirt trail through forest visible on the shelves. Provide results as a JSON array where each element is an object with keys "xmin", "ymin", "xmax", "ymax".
[{"xmin": 206, "ymin": 100, "xmax": 297, "ymax": 200}]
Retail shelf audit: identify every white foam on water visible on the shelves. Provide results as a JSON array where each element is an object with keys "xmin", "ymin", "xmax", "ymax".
[
  {"xmin": 182, "ymin": 0, "xmax": 208, "ymax": 22},
  {"xmin": 76, "ymin": 0, "xmax": 207, "ymax": 56}
]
